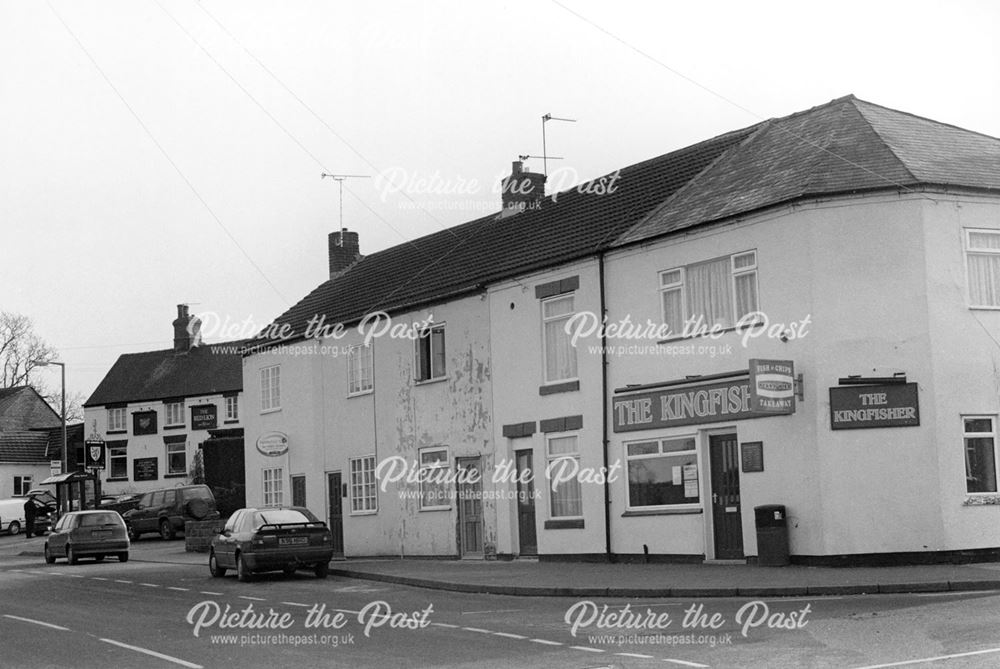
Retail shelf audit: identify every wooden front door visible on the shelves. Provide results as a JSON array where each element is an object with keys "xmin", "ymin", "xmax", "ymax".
[
  {"xmin": 709, "ymin": 434, "xmax": 744, "ymax": 559},
  {"xmin": 327, "ymin": 472, "xmax": 345, "ymax": 558},
  {"xmin": 457, "ymin": 457, "xmax": 484, "ymax": 558},
  {"xmin": 515, "ymin": 450, "xmax": 537, "ymax": 556}
]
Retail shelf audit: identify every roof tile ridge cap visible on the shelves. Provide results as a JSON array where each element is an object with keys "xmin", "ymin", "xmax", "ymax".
[
  {"xmin": 613, "ymin": 120, "xmax": 772, "ymax": 246},
  {"xmin": 847, "ymin": 97, "xmax": 919, "ymax": 186}
]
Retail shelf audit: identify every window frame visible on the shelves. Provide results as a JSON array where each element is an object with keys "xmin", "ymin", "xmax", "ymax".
[
  {"xmin": 541, "ymin": 294, "xmax": 579, "ymax": 385},
  {"xmin": 964, "ymin": 229, "xmax": 1000, "ymax": 309},
  {"xmin": 414, "ymin": 324, "xmax": 447, "ymax": 384},
  {"xmin": 164, "ymin": 400, "xmax": 185, "ymax": 427},
  {"xmin": 108, "ymin": 445, "xmax": 128, "ymax": 480},
  {"xmin": 623, "ymin": 435, "xmax": 702, "ymax": 511},
  {"xmin": 224, "ymin": 395, "xmax": 239, "ymax": 422},
  {"xmin": 260, "ymin": 365, "xmax": 281, "ymax": 412},
  {"xmin": 659, "ymin": 249, "xmax": 760, "ymax": 336},
  {"xmin": 165, "ymin": 441, "xmax": 187, "ymax": 476},
  {"xmin": 545, "ymin": 433, "xmax": 583, "ymax": 519},
  {"xmin": 348, "ymin": 343, "xmax": 374, "ymax": 396},
  {"xmin": 964, "ymin": 415, "xmax": 998, "ymax": 494},
  {"xmin": 107, "ymin": 407, "xmax": 127, "ymax": 432},
  {"xmin": 262, "ymin": 467, "xmax": 284, "ymax": 507},
  {"xmin": 418, "ymin": 446, "xmax": 450, "ymax": 511},
  {"xmin": 349, "ymin": 455, "xmax": 378, "ymax": 514},
  {"xmin": 13, "ymin": 476, "xmax": 32, "ymax": 497}
]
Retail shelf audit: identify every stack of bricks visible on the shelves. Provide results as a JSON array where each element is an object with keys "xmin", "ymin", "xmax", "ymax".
[{"xmin": 184, "ymin": 520, "xmax": 222, "ymax": 552}]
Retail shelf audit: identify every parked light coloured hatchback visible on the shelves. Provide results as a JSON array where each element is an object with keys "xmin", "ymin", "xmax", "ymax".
[
  {"xmin": 209, "ymin": 507, "xmax": 333, "ymax": 581},
  {"xmin": 44, "ymin": 510, "xmax": 130, "ymax": 564}
]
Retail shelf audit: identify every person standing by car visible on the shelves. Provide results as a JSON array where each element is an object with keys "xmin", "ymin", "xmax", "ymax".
[{"xmin": 23, "ymin": 494, "xmax": 37, "ymax": 539}]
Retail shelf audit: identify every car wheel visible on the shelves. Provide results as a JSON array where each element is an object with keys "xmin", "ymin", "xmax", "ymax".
[
  {"xmin": 314, "ymin": 561, "xmax": 329, "ymax": 579},
  {"xmin": 159, "ymin": 519, "xmax": 175, "ymax": 541},
  {"xmin": 94, "ymin": 554, "xmax": 105, "ymax": 562},
  {"xmin": 209, "ymin": 551, "xmax": 226, "ymax": 578},
  {"xmin": 44, "ymin": 544, "xmax": 55, "ymax": 564},
  {"xmin": 8, "ymin": 521, "xmax": 20, "ymax": 536},
  {"xmin": 127, "ymin": 525, "xmax": 138, "ymax": 542},
  {"xmin": 67, "ymin": 545, "xmax": 78, "ymax": 565},
  {"xmin": 236, "ymin": 553, "xmax": 252, "ymax": 582},
  {"xmin": 118, "ymin": 552, "xmax": 129, "ymax": 563}
]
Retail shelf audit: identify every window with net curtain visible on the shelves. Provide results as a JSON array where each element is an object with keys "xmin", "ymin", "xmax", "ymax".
[
  {"xmin": 543, "ymin": 295, "xmax": 578, "ymax": 383},
  {"xmin": 546, "ymin": 435, "xmax": 582, "ymax": 517},
  {"xmin": 661, "ymin": 251, "xmax": 758, "ymax": 334},
  {"xmin": 967, "ymin": 230, "xmax": 1000, "ymax": 307},
  {"xmin": 965, "ymin": 416, "xmax": 997, "ymax": 493}
]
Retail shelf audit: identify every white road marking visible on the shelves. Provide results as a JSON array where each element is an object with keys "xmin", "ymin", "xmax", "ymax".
[
  {"xmin": 462, "ymin": 627, "xmax": 493, "ymax": 634},
  {"xmin": 333, "ymin": 608, "xmax": 361, "ymax": 615},
  {"xmin": 3, "ymin": 615, "xmax": 70, "ymax": 631},
  {"xmin": 238, "ymin": 596, "xmax": 266, "ymax": 601},
  {"xmin": 530, "ymin": 638, "xmax": 563, "ymax": 646},
  {"xmin": 140, "ymin": 583, "xmax": 160, "ymax": 588},
  {"xmin": 853, "ymin": 647, "xmax": 1000, "ymax": 668},
  {"xmin": 66, "ymin": 574, "xmax": 85, "ymax": 578},
  {"xmin": 167, "ymin": 587, "xmax": 189, "ymax": 592},
  {"xmin": 570, "ymin": 645, "xmax": 605, "ymax": 653},
  {"xmin": 461, "ymin": 608, "xmax": 525, "ymax": 615},
  {"xmin": 493, "ymin": 632, "xmax": 527, "ymax": 640},
  {"xmin": 432, "ymin": 622, "xmax": 459, "ymax": 629},
  {"xmin": 282, "ymin": 602, "xmax": 311, "ymax": 607},
  {"xmin": 663, "ymin": 658, "xmax": 710, "ymax": 668},
  {"xmin": 91, "ymin": 577, "xmax": 109, "ymax": 581},
  {"xmin": 100, "ymin": 638, "xmax": 203, "ymax": 669},
  {"xmin": 114, "ymin": 579, "xmax": 132, "ymax": 584},
  {"xmin": 618, "ymin": 652, "xmax": 654, "ymax": 659},
  {"xmin": 200, "ymin": 591, "xmax": 223, "ymax": 596}
]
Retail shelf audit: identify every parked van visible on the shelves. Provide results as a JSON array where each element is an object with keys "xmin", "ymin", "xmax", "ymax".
[{"xmin": 0, "ymin": 497, "xmax": 52, "ymax": 535}]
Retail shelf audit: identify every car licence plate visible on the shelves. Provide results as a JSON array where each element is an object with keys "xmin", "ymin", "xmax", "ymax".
[
  {"xmin": 91, "ymin": 529, "xmax": 112, "ymax": 537},
  {"xmin": 279, "ymin": 536, "xmax": 308, "ymax": 546}
]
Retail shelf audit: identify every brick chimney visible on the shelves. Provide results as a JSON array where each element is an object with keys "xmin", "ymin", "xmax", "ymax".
[
  {"xmin": 172, "ymin": 304, "xmax": 202, "ymax": 352},
  {"xmin": 500, "ymin": 160, "xmax": 546, "ymax": 214},
  {"xmin": 328, "ymin": 229, "xmax": 361, "ymax": 279}
]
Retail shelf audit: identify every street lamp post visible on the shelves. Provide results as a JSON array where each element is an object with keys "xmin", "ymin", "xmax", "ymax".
[{"xmin": 35, "ymin": 360, "xmax": 67, "ymax": 479}]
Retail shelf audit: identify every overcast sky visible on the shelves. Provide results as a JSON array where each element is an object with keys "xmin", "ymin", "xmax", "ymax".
[{"xmin": 2, "ymin": 0, "xmax": 998, "ymax": 402}]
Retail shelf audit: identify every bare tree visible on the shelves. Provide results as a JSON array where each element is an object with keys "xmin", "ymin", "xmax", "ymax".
[{"xmin": 1, "ymin": 312, "xmax": 56, "ymax": 388}]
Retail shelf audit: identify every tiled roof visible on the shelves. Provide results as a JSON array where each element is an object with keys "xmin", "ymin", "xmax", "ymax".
[
  {"xmin": 83, "ymin": 344, "xmax": 243, "ymax": 408},
  {"xmin": 0, "ymin": 386, "xmax": 61, "ymax": 431},
  {"xmin": 0, "ymin": 430, "xmax": 49, "ymax": 464},
  {"xmin": 253, "ymin": 127, "xmax": 754, "ymax": 347},
  {"xmin": 43, "ymin": 423, "xmax": 85, "ymax": 460},
  {"xmin": 616, "ymin": 95, "xmax": 1000, "ymax": 245}
]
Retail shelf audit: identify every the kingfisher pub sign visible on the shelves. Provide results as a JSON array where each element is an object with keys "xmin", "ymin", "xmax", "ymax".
[{"xmin": 614, "ymin": 359, "xmax": 796, "ymax": 433}]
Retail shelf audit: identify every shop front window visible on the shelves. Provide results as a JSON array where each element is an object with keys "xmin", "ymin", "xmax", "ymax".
[{"xmin": 625, "ymin": 436, "xmax": 700, "ymax": 508}]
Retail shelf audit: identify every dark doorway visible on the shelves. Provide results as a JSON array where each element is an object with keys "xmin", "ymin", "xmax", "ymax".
[
  {"xmin": 291, "ymin": 475, "xmax": 306, "ymax": 507},
  {"xmin": 515, "ymin": 449, "xmax": 537, "ymax": 556},
  {"xmin": 709, "ymin": 434, "xmax": 744, "ymax": 559},
  {"xmin": 456, "ymin": 457, "xmax": 484, "ymax": 558},
  {"xmin": 326, "ymin": 472, "xmax": 345, "ymax": 558}
]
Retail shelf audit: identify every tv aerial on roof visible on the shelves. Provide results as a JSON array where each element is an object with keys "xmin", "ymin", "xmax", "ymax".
[
  {"xmin": 541, "ymin": 113, "xmax": 576, "ymax": 176},
  {"xmin": 321, "ymin": 173, "xmax": 370, "ymax": 238}
]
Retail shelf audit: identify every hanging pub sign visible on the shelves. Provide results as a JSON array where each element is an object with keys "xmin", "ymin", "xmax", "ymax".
[
  {"xmin": 749, "ymin": 359, "xmax": 795, "ymax": 414},
  {"xmin": 84, "ymin": 439, "xmax": 106, "ymax": 469},
  {"xmin": 829, "ymin": 383, "xmax": 920, "ymax": 430},
  {"xmin": 190, "ymin": 404, "xmax": 218, "ymax": 430}
]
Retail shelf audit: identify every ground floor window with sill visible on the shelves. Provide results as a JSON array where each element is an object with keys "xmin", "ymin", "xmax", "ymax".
[
  {"xmin": 965, "ymin": 416, "xmax": 997, "ymax": 493},
  {"xmin": 263, "ymin": 467, "xmax": 283, "ymax": 507},
  {"xmin": 546, "ymin": 435, "xmax": 582, "ymax": 518},
  {"xmin": 625, "ymin": 436, "xmax": 699, "ymax": 507},
  {"xmin": 109, "ymin": 445, "xmax": 127, "ymax": 479}
]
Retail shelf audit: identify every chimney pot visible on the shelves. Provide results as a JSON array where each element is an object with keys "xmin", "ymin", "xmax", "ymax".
[
  {"xmin": 500, "ymin": 160, "xmax": 546, "ymax": 213},
  {"xmin": 172, "ymin": 304, "xmax": 202, "ymax": 352}
]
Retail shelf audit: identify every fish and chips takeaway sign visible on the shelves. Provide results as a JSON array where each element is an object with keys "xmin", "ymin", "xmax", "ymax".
[{"xmin": 614, "ymin": 360, "xmax": 796, "ymax": 433}]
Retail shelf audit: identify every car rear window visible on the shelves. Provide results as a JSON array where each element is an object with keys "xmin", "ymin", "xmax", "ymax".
[
  {"xmin": 257, "ymin": 509, "xmax": 312, "ymax": 526},
  {"xmin": 182, "ymin": 487, "xmax": 213, "ymax": 501},
  {"xmin": 78, "ymin": 513, "xmax": 122, "ymax": 527}
]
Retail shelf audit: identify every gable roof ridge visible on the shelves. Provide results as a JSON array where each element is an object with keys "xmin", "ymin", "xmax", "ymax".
[
  {"xmin": 845, "ymin": 97, "xmax": 919, "ymax": 186},
  {"xmin": 615, "ymin": 120, "xmax": 772, "ymax": 246}
]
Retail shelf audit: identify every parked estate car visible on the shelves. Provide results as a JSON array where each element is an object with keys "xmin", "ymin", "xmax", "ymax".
[
  {"xmin": 209, "ymin": 507, "xmax": 334, "ymax": 582},
  {"xmin": 123, "ymin": 484, "xmax": 219, "ymax": 541},
  {"xmin": 44, "ymin": 510, "xmax": 130, "ymax": 564}
]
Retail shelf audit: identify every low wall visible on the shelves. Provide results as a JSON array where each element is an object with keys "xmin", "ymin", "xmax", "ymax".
[{"xmin": 184, "ymin": 520, "xmax": 221, "ymax": 553}]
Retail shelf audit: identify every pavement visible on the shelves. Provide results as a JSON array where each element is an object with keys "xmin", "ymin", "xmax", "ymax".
[{"xmin": 6, "ymin": 533, "xmax": 1000, "ymax": 597}]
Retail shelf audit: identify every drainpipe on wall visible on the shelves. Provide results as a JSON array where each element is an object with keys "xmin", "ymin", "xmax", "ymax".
[{"xmin": 599, "ymin": 251, "xmax": 613, "ymax": 563}]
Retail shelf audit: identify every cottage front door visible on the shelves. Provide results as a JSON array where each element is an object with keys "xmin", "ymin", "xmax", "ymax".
[{"xmin": 709, "ymin": 434, "xmax": 744, "ymax": 560}]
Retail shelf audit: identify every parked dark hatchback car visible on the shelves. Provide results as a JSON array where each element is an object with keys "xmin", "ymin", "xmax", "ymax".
[
  {"xmin": 123, "ymin": 484, "xmax": 219, "ymax": 540},
  {"xmin": 209, "ymin": 507, "xmax": 333, "ymax": 582},
  {"xmin": 44, "ymin": 510, "xmax": 130, "ymax": 564}
]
